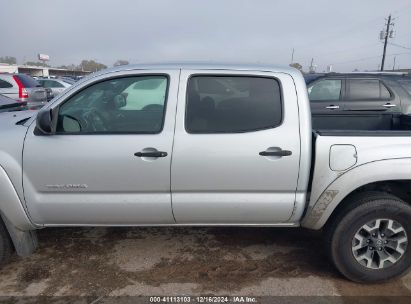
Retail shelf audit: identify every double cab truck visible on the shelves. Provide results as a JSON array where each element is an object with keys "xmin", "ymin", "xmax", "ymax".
[{"xmin": 0, "ymin": 63, "xmax": 410, "ymax": 283}]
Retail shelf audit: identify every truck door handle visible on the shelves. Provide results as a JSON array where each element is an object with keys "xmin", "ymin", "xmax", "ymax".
[
  {"xmin": 134, "ymin": 151, "xmax": 168, "ymax": 158},
  {"xmin": 382, "ymin": 103, "xmax": 396, "ymax": 108},
  {"xmin": 259, "ymin": 150, "xmax": 292, "ymax": 157},
  {"xmin": 326, "ymin": 105, "xmax": 340, "ymax": 110}
]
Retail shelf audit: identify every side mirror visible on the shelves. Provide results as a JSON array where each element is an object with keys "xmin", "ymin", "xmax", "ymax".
[
  {"xmin": 61, "ymin": 115, "xmax": 81, "ymax": 132},
  {"xmin": 36, "ymin": 109, "xmax": 53, "ymax": 134}
]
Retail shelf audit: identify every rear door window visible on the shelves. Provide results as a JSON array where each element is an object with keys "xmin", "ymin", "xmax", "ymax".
[
  {"xmin": 308, "ymin": 79, "xmax": 342, "ymax": 101},
  {"xmin": 186, "ymin": 76, "xmax": 282, "ymax": 133},
  {"xmin": 347, "ymin": 79, "xmax": 391, "ymax": 100}
]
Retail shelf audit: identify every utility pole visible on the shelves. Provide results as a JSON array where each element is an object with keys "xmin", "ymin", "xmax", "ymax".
[
  {"xmin": 291, "ymin": 48, "xmax": 295, "ymax": 64},
  {"xmin": 392, "ymin": 56, "xmax": 397, "ymax": 71},
  {"xmin": 380, "ymin": 14, "xmax": 394, "ymax": 71}
]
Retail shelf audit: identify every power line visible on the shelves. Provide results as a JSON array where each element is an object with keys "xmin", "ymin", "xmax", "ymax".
[
  {"xmin": 293, "ymin": 2, "xmax": 411, "ymax": 55},
  {"xmin": 331, "ymin": 52, "xmax": 411, "ymax": 66},
  {"xmin": 294, "ymin": 14, "xmax": 387, "ymax": 51},
  {"xmin": 389, "ymin": 42, "xmax": 411, "ymax": 50},
  {"xmin": 391, "ymin": 5, "xmax": 411, "ymax": 17}
]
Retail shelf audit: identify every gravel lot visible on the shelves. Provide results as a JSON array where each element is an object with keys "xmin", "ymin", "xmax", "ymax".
[{"xmin": 0, "ymin": 227, "xmax": 410, "ymax": 298}]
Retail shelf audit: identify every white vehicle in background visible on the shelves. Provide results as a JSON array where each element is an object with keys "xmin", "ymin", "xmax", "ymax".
[{"xmin": 37, "ymin": 78, "xmax": 72, "ymax": 97}]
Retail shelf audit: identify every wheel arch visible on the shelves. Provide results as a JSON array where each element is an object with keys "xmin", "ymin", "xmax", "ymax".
[
  {"xmin": 302, "ymin": 158, "xmax": 411, "ymax": 230},
  {"xmin": 0, "ymin": 165, "xmax": 35, "ymax": 230},
  {"xmin": 0, "ymin": 165, "xmax": 38, "ymax": 256}
]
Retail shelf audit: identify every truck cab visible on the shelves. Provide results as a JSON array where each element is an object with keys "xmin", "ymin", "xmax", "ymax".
[{"xmin": 23, "ymin": 65, "xmax": 311, "ymax": 226}]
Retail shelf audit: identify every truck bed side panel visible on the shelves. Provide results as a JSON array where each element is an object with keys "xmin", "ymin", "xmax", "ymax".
[{"xmin": 302, "ymin": 134, "xmax": 411, "ymax": 229}]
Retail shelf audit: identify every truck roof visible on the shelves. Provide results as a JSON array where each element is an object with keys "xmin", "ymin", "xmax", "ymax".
[{"xmin": 92, "ymin": 62, "xmax": 302, "ymax": 77}]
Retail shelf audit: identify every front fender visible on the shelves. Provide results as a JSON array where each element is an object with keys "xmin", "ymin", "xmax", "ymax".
[
  {"xmin": 302, "ymin": 158, "xmax": 411, "ymax": 230},
  {"xmin": 0, "ymin": 165, "xmax": 35, "ymax": 230}
]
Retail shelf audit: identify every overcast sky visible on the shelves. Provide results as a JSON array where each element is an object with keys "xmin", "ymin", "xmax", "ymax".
[{"xmin": 1, "ymin": 0, "xmax": 411, "ymax": 72}]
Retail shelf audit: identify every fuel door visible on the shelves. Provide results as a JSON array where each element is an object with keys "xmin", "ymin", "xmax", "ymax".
[{"xmin": 329, "ymin": 144, "xmax": 357, "ymax": 171}]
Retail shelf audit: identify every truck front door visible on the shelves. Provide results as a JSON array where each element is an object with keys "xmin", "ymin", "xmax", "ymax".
[
  {"xmin": 171, "ymin": 71, "xmax": 301, "ymax": 224},
  {"xmin": 23, "ymin": 70, "xmax": 179, "ymax": 225}
]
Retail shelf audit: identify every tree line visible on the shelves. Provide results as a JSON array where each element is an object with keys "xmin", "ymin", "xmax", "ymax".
[{"xmin": 0, "ymin": 56, "xmax": 129, "ymax": 72}]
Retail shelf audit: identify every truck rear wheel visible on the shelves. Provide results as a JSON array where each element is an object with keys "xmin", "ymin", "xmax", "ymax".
[
  {"xmin": 0, "ymin": 218, "xmax": 13, "ymax": 267},
  {"xmin": 326, "ymin": 191, "xmax": 411, "ymax": 282}
]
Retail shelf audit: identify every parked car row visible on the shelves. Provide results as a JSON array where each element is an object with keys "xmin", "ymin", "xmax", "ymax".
[
  {"xmin": 0, "ymin": 73, "xmax": 74, "ymax": 112},
  {"xmin": 1, "ymin": 70, "xmax": 410, "ymax": 121}
]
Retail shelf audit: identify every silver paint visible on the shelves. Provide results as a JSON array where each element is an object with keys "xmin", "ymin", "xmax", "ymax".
[{"xmin": 0, "ymin": 63, "xmax": 409, "ymax": 235}]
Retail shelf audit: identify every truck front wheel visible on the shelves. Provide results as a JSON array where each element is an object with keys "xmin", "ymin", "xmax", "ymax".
[
  {"xmin": 326, "ymin": 192, "xmax": 411, "ymax": 282},
  {"xmin": 0, "ymin": 218, "xmax": 13, "ymax": 267}
]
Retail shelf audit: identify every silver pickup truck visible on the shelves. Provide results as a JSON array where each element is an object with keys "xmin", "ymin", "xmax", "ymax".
[{"xmin": 1, "ymin": 63, "xmax": 410, "ymax": 283}]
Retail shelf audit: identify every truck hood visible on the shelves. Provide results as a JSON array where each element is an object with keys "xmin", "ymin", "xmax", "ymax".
[{"xmin": 0, "ymin": 110, "xmax": 35, "ymax": 129}]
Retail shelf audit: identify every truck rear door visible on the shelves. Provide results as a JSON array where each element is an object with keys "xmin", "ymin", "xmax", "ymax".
[{"xmin": 171, "ymin": 70, "xmax": 301, "ymax": 224}]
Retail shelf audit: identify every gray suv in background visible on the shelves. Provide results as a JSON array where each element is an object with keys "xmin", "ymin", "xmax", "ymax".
[
  {"xmin": 0, "ymin": 73, "xmax": 48, "ymax": 107},
  {"xmin": 305, "ymin": 73, "xmax": 411, "ymax": 129}
]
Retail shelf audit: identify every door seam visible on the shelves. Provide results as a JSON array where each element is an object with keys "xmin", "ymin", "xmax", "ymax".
[{"xmin": 169, "ymin": 69, "xmax": 182, "ymax": 223}]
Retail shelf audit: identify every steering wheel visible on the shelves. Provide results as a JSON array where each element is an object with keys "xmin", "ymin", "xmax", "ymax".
[{"xmin": 81, "ymin": 108, "xmax": 108, "ymax": 132}]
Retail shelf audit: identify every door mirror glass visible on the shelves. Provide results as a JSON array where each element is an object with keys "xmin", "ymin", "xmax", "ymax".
[
  {"xmin": 36, "ymin": 109, "xmax": 53, "ymax": 134},
  {"xmin": 61, "ymin": 115, "xmax": 81, "ymax": 132}
]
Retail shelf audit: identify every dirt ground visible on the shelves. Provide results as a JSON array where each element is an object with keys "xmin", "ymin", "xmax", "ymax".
[{"xmin": 0, "ymin": 227, "xmax": 410, "ymax": 299}]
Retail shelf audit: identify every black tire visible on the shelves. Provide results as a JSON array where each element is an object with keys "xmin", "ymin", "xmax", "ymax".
[
  {"xmin": 0, "ymin": 218, "xmax": 13, "ymax": 267},
  {"xmin": 325, "ymin": 191, "xmax": 411, "ymax": 283}
]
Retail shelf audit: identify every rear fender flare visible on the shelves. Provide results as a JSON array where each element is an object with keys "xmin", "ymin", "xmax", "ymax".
[{"xmin": 302, "ymin": 158, "xmax": 411, "ymax": 230}]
